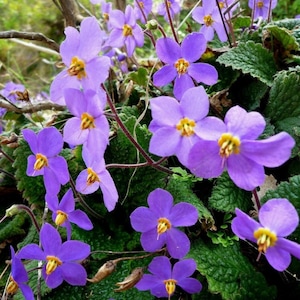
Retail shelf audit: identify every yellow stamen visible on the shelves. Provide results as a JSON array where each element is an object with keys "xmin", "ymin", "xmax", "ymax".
[
  {"xmin": 103, "ymin": 13, "xmax": 109, "ymax": 22},
  {"xmin": 218, "ymin": 1, "xmax": 225, "ymax": 9},
  {"xmin": 46, "ymin": 255, "xmax": 63, "ymax": 275},
  {"xmin": 7, "ymin": 277, "xmax": 18, "ymax": 295},
  {"xmin": 123, "ymin": 24, "xmax": 133, "ymax": 36},
  {"xmin": 55, "ymin": 210, "xmax": 68, "ymax": 226},
  {"xmin": 218, "ymin": 133, "xmax": 241, "ymax": 158},
  {"xmin": 157, "ymin": 217, "xmax": 171, "ymax": 235},
  {"xmin": 34, "ymin": 153, "xmax": 48, "ymax": 170},
  {"xmin": 81, "ymin": 112, "xmax": 95, "ymax": 130},
  {"xmin": 254, "ymin": 227, "xmax": 277, "ymax": 253},
  {"xmin": 176, "ymin": 117, "xmax": 196, "ymax": 137},
  {"xmin": 163, "ymin": 279, "xmax": 177, "ymax": 298},
  {"xmin": 138, "ymin": 1, "xmax": 144, "ymax": 9},
  {"xmin": 87, "ymin": 168, "xmax": 100, "ymax": 185},
  {"xmin": 68, "ymin": 56, "xmax": 86, "ymax": 79},
  {"xmin": 166, "ymin": 0, "xmax": 171, "ymax": 8},
  {"xmin": 174, "ymin": 58, "xmax": 189, "ymax": 75},
  {"xmin": 204, "ymin": 15, "xmax": 214, "ymax": 26},
  {"xmin": 257, "ymin": 1, "xmax": 264, "ymax": 8}
]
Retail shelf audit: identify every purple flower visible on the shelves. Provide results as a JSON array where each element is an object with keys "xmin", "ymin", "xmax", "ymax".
[
  {"xmin": 135, "ymin": 256, "xmax": 202, "ymax": 298},
  {"xmin": 50, "ymin": 16, "xmax": 111, "ymax": 105},
  {"xmin": 6, "ymin": 246, "xmax": 34, "ymax": 300},
  {"xmin": 153, "ymin": 32, "xmax": 218, "ymax": 100},
  {"xmin": 0, "ymin": 81, "xmax": 25, "ymax": 102},
  {"xmin": 248, "ymin": 0, "xmax": 278, "ymax": 20},
  {"xmin": 188, "ymin": 105, "xmax": 295, "ymax": 191},
  {"xmin": 157, "ymin": 0, "xmax": 180, "ymax": 21},
  {"xmin": 63, "ymin": 88, "xmax": 109, "ymax": 160},
  {"xmin": 130, "ymin": 188, "xmax": 198, "ymax": 258},
  {"xmin": 149, "ymin": 86, "xmax": 222, "ymax": 166},
  {"xmin": 134, "ymin": 0, "xmax": 153, "ymax": 23},
  {"xmin": 232, "ymin": 199, "xmax": 300, "ymax": 271},
  {"xmin": 217, "ymin": 0, "xmax": 239, "ymax": 18},
  {"xmin": 107, "ymin": 6, "xmax": 144, "ymax": 57},
  {"xmin": 17, "ymin": 223, "xmax": 90, "ymax": 288},
  {"xmin": 75, "ymin": 150, "xmax": 118, "ymax": 212},
  {"xmin": 46, "ymin": 188, "xmax": 93, "ymax": 240},
  {"xmin": 192, "ymin": 0, "xmax": 228, "ymax": 42},
  {"xmin": 23, "ymin": 127, "xmax": 69, "ymax": 195}
]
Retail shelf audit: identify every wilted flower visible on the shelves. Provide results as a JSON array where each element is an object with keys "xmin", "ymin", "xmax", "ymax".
[
  {"xmin": 17, "ymin": 223, "xmax": 90, "ymax": 288},
  {"xmin": 6, "ymin": 246, "xmax": 34, "ymax": 300},
  {"xmin": 46, "ymin": 188, "xmax": 93, "ymax": 240},
  {"xmin": 130, "ymin": 188, "xmax": 198, "ymax": 258},
  {"xmin": 153, "ymin": 32, "xmax": 218, "ymax": 100},
  {"xmin": 232, "ymin": 198, "xmax": 300, "ymax": 271},
  {"xmin": 135, "ymin": 256, "xmax": 202, "ymax": 298},
  {"xmin": 107, "ymin": 6, "xmax": 144, "ymax": 57},
  {"xmin": 50, "ymin": 16, "xmax": 110, "ymax": 105},
  {"xmin": 248, "ymin": 0, "xmax": 278, "ymax": 20},
  {"xmin": 188, "ymin": 105, "xmax": 295, "ymax": 191},
  {"xmin": 192, "ymin": 0, "xmax": 228, "ymax": 42},
  {"xmin": 149, "ymin": 86, "xmax": 222, "ymax": 166},
  {"xmin": 23, "ymin": 127, "xmax": 69, "ymax": 195}
]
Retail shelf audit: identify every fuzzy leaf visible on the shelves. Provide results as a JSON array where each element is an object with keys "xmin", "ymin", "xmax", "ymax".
[
  {"xmin": 128, "ymin": 67, "xmax": 148, "ymax": 87},
  {"xmin": 209, "ymin": 172, "xmax": 252, "ymax": 213},
  {"xmin": 264, "ymin": 24, "xmax": 299, "ymax": 51},
  {"xmin": 216, "ymin": 41, "xmax": 277, "ymax": 86},
  {"xmin": 233, "ymin": 16, "xmax": 251, "ymax": 29},
  {"xmin": 189, "ymin": 240, "xmax": 276, "ymax": 300},
  {"xmin": 265, "ymin": 69, "xmax": 300, "ymax": 121}
]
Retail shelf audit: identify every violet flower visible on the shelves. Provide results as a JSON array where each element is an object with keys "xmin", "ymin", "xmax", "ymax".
[
  {"xmin": 0, "ymin": 81, "xmax": 25, "ymax": 102},
  {"xmin": 63, "ymin": 88, "xmax": 109, "ymax": 160},
  {"xmin": 23, "ymin": 127, "xmax": 69, "ymax": 195},
  {"xmin": 75, "ymin": 150, "xmax": 118, "ymax": 212},
  {"xmin": 188, "ymin": 105, "xmax": 295, "ymax": 191},
  {"xmin": 153, "ymin": 32, "xmax": 218, "ymax": 100},
  {"xmin": 46, "ymin": 188, "xmax": 93, "ymax": 240},
  {"xmin": 130, "ymin": 188, "xmax": 198, "ymax": 259},
  {"xmin": 248, "ymin": 0, "xmax": 278, "ymax": 20},
  {"xmin": 134, "ymin": 0, "xmax": 153, "ymax": 23},
  {"xmin": 107, "ymin": 6, "xmax": 144, "ymax": 57},
  {"xmin": 6, "ymin": 246, "xmax": 34, "ymax": 300},
  {"xmin": 157, "ymin": 0, "xmax": 180, "ymax": 21},
  {"xmin": 232, "ymin": 198, "xmax": 300, "ymax": 271},
  {"xmin": 50, "ymin": 16, "xmax": 110, "ymax": 105},
  {"xmin": 192, "ymin": 0, "xmax": 228, "ymax": 42},
  {"xmin": 149, "ymin": 86, "xmax": 222, "ymax": 166},
  {"xmin": 135, "ymin": 256, "xmax": 202, "ymax": 298},
  {"xmin": 17, "ymin": 223, "xmax": 90, "ymax": 289}
]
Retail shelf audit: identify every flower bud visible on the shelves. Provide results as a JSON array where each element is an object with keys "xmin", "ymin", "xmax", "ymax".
[
  {"xmin": 114, "ymin": 267, "xmax": 144, "ymax": 292},
  {"xmin": 146, "ymin": 19, "xmax": 158, "ymax": 30},
  {"xmin": 87, "ymin": 260, "xmax": 117, "ymax": 283}
]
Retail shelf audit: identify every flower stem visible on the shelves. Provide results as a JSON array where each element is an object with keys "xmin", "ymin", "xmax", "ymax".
[{"xmin": 252, "ymin": 188, "xmax": 261, "ymax": 210}]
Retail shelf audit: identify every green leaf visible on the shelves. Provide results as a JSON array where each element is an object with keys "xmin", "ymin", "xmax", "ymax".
[
  {"xmin": 232, "ymin": 16, "xmax": 251, "ymax": 29},
  {"xmin": 216, "ymin": 41, "xmax": 277, "ymax": 86},
  {"xmin": 265, "ymin": 68, "xmax": 300, "ymax": 122},
  {"xmin": 209, "ymin": 172, "xmax": 252, "ymax": 213},
  {"xmin": 128, "ymin": 67, "xmax": 148, "ymax": 87},
  {"xmin": 264, "ymin": 24, "xmax": 299, "ymax": 51},
  {"xmin": 188, "ymin": 240, "xmax": 276, "ymax": 300}
]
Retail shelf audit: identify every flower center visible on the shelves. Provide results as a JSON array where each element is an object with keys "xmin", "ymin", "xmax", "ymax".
[
  {"xmin": 166, "ymin": 0, "xmax": 171, "ymax": 8},
  {"xmin": 103, "ymin": 13, "xmax": 109, "ymax": 21},
  {"xmin": 218, "ymin": 1, "xmax": 225, "ymax": 9},
  {"xmin": 174, "ymin": 58, "xmax": 189, "ymax": 75},
  {"xmin": 68, "ymin": 56, "xmax": 86, "ymax": 79},
  {"xmin": 218, "ymin": 133, "xmax": 241, "ymax": 158},
  {"xmin": 138, "ymin": 1, "xmax": 144, "ymax": 9},
  {"xmin": 123, "ymin": 24, "xmax": 133, "ymax": 37},
  {"xmin": 55, "ymin": 210, "xmax": 68, "ymax": 226},
  {"xmin": 7, "ymin": 276, "xmax": 18, "ymax": 295},
  {"xmin": 163, "ymin": 279, "xmax": 177, "ymax": 298},
  {"xmin": 176, "ymin": 117, "xmax": 196, "ymax": 136},
  {"xmin": 204, "ymin": 15, "xmax": 214, "ymax": 26},
  {"xmin": 46, "ymin": 255, "xmax": 63, "ymax": 275},
  {"xmin": 257, "ymin": 1, "xmax": 264, "ymax": 8},
  {"xmin": 87, "ymin": 167, "xmax": 100, "ymax": 185},
  {"xmin": 81, "ymin": 112, "xmax": 95, "ymax": 130},
  {"xmin": 34, "ymin": 153, "xmax": 48, "ymax": 170},
  {"xmin": 253, "ymin": 227, "xmax": 277, "ymax": 253},
  {"xmin": 157, "ymin": 217, "xmax": 172, "ymax": 235}
]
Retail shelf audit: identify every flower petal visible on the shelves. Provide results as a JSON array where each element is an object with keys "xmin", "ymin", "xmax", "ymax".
[
  {"xmin": 17, "ymin": 244, "xmax": 46, "ymax": 261},
  {"xmin": 169, "ymin": 203, "xmax": 198, "ymax": 227},
  {"xmin": 153, "ymin": 65, "xmax": 177, "ymax": 86},
  {"xmin": 130, "ymin": 207, "xmax": 157, "ymax": 232},
  {"xmin": 172, "ymin": 259, "xmax": 197, "ymax": 281},
  {"xmin": 166, "ymin": 228, "xmax": 190, "ymax": 258},
  {"xmin": 68, "ymin": 210, "xmax": 93, "ymax": 230},
  {"xmin": 148, "ymin": 256, "xmax": 172, "ymax": 278},
  {"xmin": 43, "ymin": 267, "xmax": 63, "ymax": 288},
  {"xmin": 181, "ymin": 33, "xmax": 206, "ymax": 62},
  {"xmin": 177, "ymin": 277, "xmax": 202, "ymax": 294},
  {"xmin": 174, "ymin": 74, "xmax": 195, "ymax": 100},
  {"xmin": 60, "ymin": 262, "xmax": 87, "ymax": 285},
  {"xmin": 59, "ymin": 241, "xmax": 90, "ymax": 261},
  {"xmin": 258, "ymin": 199, "xmax": 299, "ymax": 236},
  {"xmin": 147, "ymin": 188, "xmax": 173, "ymax": 217},
  {"xmin": 22, "ymin": 129, "xmax": 38, "ymax": 154},
  {"xmin": 231, "ymin": 208, "xmax": 260, "ymax": 243},
  {"xmin": 265, "ymin": 245, "xmax": 291, "ymax": 272},
  {"xmin": 41, "ymin": 223, "xmax": 62, "ymax": 254},
  {"xmin": 156, "ymin": 37, "xmax": 181, "ymax": 64},
  {"xmin": 37, "ymin": 127, "xmax": 63, "ymax": 157},
  {"xmin": 188, "ymin": 63, "xmax": 218, "ymax": 85},
  {"xmin": 141, "ymin": 228, "xmax": 166, "ymax": 252}
]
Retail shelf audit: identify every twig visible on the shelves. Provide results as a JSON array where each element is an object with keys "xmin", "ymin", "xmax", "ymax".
[{"xmin": 0, "ymin": 30, "xmax": 59, "ymax": 52}]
